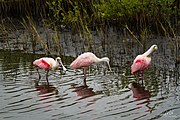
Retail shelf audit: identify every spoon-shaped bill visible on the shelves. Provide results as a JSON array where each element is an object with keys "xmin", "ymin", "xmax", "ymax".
[
  {"xmin": 107, "ymin": 62, "xmax": 112, "ymax": 72},
  {"xmin": 60, "ymin": 61, "xmax": 67, "ymax": 71}
]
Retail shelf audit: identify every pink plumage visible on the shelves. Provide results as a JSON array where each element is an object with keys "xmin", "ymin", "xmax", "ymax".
[
  {"xmin": 70, "ymin": 52, "xmax": 111, "ymax": 86},
  {"xmin": 131, "ymin": 56, "xmax": 151, "ymax": 74},
  {"xmin": 70, "ymin": 53, "xmax": 94, "ymax": 69},
  {"xmin": 131, "ymin": 45, "xmax": 158, "ymax": 83},
  {"xmin": 33, "ymin": 59, "xmax": 51, "ymax": 70},
  {"xmin": 33, "ymin": 57, "xmax": 66, "ymax": 85}
]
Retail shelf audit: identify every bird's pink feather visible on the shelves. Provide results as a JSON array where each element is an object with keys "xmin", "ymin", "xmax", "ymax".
[
  {"xmin": 33, "ymin": 59, "xmax": 51, "ymax": 69},
  {"xmin": 70, "ymin": 55, "xmax": 93, "ymax": 69},
  {"xmin": 131, "ymin": 57, "xmax": 151, "ymax": 74}
]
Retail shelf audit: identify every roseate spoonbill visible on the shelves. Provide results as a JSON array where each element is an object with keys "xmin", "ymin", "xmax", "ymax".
[
  {"xmin": 33, "ymin": 57, "xmax": 66, "ymax": 85},
  {"xmin": 70, "ymin": 52, "xmax": 112, "ymax": 86},
  {"xmin": 131, "ymin": 45, "xmax": 158, "ymax": 84}
]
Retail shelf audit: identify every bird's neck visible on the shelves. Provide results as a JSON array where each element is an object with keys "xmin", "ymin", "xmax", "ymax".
[
  {"xmin": 98, "ymin": 57, "xmax": 107, "ymax": 63},
  {"xmin": 52, "ymin": 60, "xmax": 59, "ymax": 68},
  {"xmin": 142, "ymin": 47, "xmax": 154, "ymax": 57}
]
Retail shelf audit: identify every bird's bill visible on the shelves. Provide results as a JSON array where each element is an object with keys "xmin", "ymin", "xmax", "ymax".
[
  {"xmin": 107, "ymin": 62, "xmax": 112, "ymax": 72},
  {"xmin": 59, "ymin": 61, "xmax": 67, "ymax": 71}
]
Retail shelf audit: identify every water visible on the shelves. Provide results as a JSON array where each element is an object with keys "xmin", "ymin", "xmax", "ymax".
[{"xmin": 0, "ymin": 47, "xmax": 180, "ymax": 120}]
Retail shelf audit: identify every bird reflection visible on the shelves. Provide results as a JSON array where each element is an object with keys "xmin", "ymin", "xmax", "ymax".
[
  {"xmin": 35, "ymin": 82, "xmax": 58, "ymax": 95},
  {"xmin": 128, "ymin": 82, "xmax": 150, "ymax": 102},
  {"xmin": 71, "ymin": 84, "xmax": 96, "ymax": 108},
  {"xmin": 72, "ymin": 84, "xmax": 97, "ymax": 107},
  {"xmin": 129, "ymin": 82, "xmax": 153, "ymax": 113},
  {"xmin": 71, "ymin": 84, "xmax": 95, "ymax": 100},
  {"xmin": 34, "ymin": 82, "xmax": 59, "ymax": 112}
]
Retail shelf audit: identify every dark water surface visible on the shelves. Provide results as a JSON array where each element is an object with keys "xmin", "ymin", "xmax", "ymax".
[{"xmin": 0, "ymin": 45, "xmax": 180, "ymax": 120}]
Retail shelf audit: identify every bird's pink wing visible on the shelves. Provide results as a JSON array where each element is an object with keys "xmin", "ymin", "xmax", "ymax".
[
  {"xmin": 144, "ymin": 57, "xmax": 151, "ymax": 68},
  {"xmin": 131, "ymin": 59, "xmax": 144, "ymax": 74},
  {"xmin": 131, "ymin": 57, "xmax": 151, "ymax": 74},
  {"xmin": 70, "ymin": 56, "xmax": 93, "ymax": 69},
  {"xmin": 33, "ymin": 59, "xmax": 50, "ymax": 69}
]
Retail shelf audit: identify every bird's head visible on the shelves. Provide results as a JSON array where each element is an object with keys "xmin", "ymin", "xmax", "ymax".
[
  {"xmin": 152, "ymin": 44, "xmax": 158, "ymax": 51},
  {"xmin": 143, "ymin": 44, "xmax": 158, "ymax": 57},
  {"xmin": 56, "ymin": 57, "xmax": 67, "ymax": 71},
  {"xmin": 101, "ymin": 57, "xmax": 112, "ymax": 72},
  {"xmin": 56, "ymin": 57, "xmax": 61, "ymax": 62}
]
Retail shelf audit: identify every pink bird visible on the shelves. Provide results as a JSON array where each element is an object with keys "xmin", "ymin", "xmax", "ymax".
[
  {"xmin": 70, "ymin": 52, "xmax": 112, "ymax": 86},
  {"xmin": 131, "ymin": 45, "xmax": 158, "ymax": 84},
  {"xmin": 33, "ymin": 57, "xmax": 66, "ymax": 85}
]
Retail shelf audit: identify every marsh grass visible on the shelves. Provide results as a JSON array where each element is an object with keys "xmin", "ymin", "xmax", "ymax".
[
  {"xmin": 0, "ymin": 0, "xmax": 179, "ymax": 59},
  {"xmin": 158, "ymin": 19, "xmax": 179, "ymax": 63},
  {"xmin": 21, "ymin": 17, "xmax": 53, "ymax": 54},
  {"xmin": 0, "ymin": 18, "xmax": 19, "ymax": 50},
  {"xmin": 47, "ymin": 0, "xmax": 179, "ymax": 51}
]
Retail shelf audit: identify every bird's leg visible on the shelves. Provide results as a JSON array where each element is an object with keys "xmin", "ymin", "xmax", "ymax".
[
  {"xmin": 83, "ymin": 67, "xmax": 87, "ymax": 86},
  {"xmin": 36, "ymin": 69, "xmax": 41, "ymax": 83},
  {"xmin": 136, "ymin": 73, "xmax": 140, "ymax": 84},
  {"xmin": 141, "ymin": 71, "xmax": 144, "ymax": 85},
  {"xmin": 46, "ymin": 70, "xmax": 49, "ymax": 86}
]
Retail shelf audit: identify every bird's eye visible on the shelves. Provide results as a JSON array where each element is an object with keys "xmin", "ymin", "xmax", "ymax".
[{"xmin": 153, "ymin": 46, "xmax": 157, "ymax": 50}]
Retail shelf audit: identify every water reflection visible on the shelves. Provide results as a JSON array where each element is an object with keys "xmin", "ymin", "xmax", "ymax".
[
  {"xmin": 71, "ymin": 84, "xmax": 95, "ymax": 99},
  {"xmin": 174, "ymin": 65, "xmax": 180, "ymax": 85},
  {"xmin": 35, "ymin": 82, "xmax": 58, "ymax": 95},
  {"xmin": 128, "ymin": 82, "xmax": 153, "ymax": 114},
  {"xmin": 0, "ymin": 47, "xmax": 180, "ymax": 120},
  {"xmin": 70, "ymin": 84, "xmax": 96, "ymax": 107},
  {"xmin": 129, "ymin": 82, "xmax": 150, "ymax": 101}
]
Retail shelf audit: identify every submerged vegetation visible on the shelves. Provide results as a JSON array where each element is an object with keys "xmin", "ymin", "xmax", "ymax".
[{"xmin": 0, "ymin": 0, "xmax": 179, "ymax": 58}]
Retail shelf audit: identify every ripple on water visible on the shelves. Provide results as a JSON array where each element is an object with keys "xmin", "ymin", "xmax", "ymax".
[{"xmin": 0, "ymin": 49, "xmax": 180, "ymax": 120}]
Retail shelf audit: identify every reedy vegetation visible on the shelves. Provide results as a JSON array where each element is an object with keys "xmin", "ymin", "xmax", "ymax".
[{"xmin": 0, "ymin": 0, "xmax": 179, "ymax": 59}]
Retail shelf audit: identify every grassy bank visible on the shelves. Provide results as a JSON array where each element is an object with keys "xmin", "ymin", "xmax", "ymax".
[
  {"xmin": 0, "ymin": 0, "xmax": 179, "ymax": 34},
  {"xmin": 0, "ymin": 0, "xmax": 179, "ymax": 60}
]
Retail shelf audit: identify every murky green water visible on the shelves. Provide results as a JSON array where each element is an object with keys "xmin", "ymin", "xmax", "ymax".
[{"xmin": 0, "ymin": 47, "xmax": 179, "ymax": 120}]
